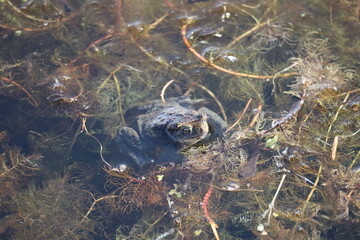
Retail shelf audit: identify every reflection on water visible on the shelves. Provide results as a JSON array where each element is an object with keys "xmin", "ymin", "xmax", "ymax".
[{"xmin": 0, "ymin": 0, "xmax": 359, "ymax": 239}]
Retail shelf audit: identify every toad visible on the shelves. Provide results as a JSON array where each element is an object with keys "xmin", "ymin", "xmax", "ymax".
[{"xmin": 115, "ymin": 96, "xmax": 226, "ymax": 168}]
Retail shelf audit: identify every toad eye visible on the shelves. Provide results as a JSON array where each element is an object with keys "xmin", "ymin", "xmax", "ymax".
[{"xmin": 180, "ymin": 126, "xmax": 192, "ymax": 134}]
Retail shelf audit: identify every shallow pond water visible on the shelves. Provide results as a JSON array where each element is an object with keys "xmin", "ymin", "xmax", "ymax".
[{"xmin": 0, "ymin": 0, "xmax": 359, "ymax": 239}]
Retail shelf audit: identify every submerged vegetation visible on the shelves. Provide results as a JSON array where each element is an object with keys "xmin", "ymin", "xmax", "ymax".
[{"xmin": 0, "ymin": 0, "xmax": 359, "ymax": 239}]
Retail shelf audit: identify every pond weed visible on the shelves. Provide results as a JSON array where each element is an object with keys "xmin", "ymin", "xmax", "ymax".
[{"xmin": 0, "ymin": 0, "xmax": 360, "ymax": 239}]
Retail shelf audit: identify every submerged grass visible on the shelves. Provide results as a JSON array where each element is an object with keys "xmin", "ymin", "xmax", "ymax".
[{"xmin": 0, "ymin": 0, "xmax": 359, "ymax": 239}]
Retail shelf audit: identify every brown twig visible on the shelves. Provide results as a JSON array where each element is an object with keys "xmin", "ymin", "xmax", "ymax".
[
  {"xmin": 192, "ymin": 83, "xmax": 227, "ymax": 123},
  {"xmin": 202, "ymin": 185, "xmax": 220, "ymax": 240},
  {"xmin": 98, "ymin": 64, "xmax": 141, "ymax": 93},
  {"xmin": 5, "ymin": 0, "xmax": 59, "ymax": 23},
  {"xmin": 248, "ymin": 103, "xmax": 263, "ymax": 128},
  {"xmin": 114, "ymin": 0, "xmax": 125, "ymax": 35},
  {"xmin": 131, "ymin": 36, "xmax": 187, "ymax": 77},
  {"xmin": 146, "ymin": 13, "xmax": 169, "ymax": 33},
  {"xmin": 238, "ymin": 102, "xmax": 263, "ymax": 135},
  {"xmin": 337, "ymin": 87, "xmax": 360, "ymax": 96},
  {"xmin": 181, "ymin": 23, "xmax": 297, "ymax": 79},
  {"xmin": 226, "ymin": 98, "xmax": 252, "ymax": 133},
  {"xmin": 1, "ymin": 76, "xmax": 38, "ymax": 106},
  {"xmin": 301, "ymin": 165, "xmax": 322, "ymax": 215},
  {"xmin": 223, "ymin": 20, "xmax": 268, "ymax": 51},
  {"xmin": 0, "ymin": 8, "xmax": 78, "ymax": 32}
]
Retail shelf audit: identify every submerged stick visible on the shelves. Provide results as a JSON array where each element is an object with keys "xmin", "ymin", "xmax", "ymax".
[
  {"xmin": 248, "ymin": 103, "xmax": 263, "ymax": 128},
  {"xmin": 5, "ymin": 0, "xmax": 59, "ymax": 23},
  {"xmin": 301, "ymin": 165, "xmax": 322, "ymax": 215},
  {"xmin": 181, "ymin": 23, "xmax": 297, "ymax": 79},
  {"xmin": 290, "ymin": 165, "xmax": 322, "ymax": 235},
  {"xmin": 223, "ymin": 20, "xmax": 268, "ymax": 51},
  {"xmin": 260, "ymin": 174, "xmax": 286, "ymax": 226},
  {"xmin": 1, "ymin": 76, "xmax": 38, "ymax": 106},
  {"xmin": 0, "ymin": 4, "xmax": 78, "ymax": 32},
  {"xmin": 131, "ymin": 36, "xmax": 187, "ymax": 77},
  {"xmin": 160, "ymin": 79, "xmax": 175, "ymax": 103},
  {"xmin": 226, "ymin": 98, "xmax": 252, "ymax": 133},
  {"xmin": 331, "ymin": 136, "xmax": 339, "ymax": 161}
]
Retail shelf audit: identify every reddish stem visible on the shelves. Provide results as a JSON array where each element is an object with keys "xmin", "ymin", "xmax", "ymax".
[
  {"xmin": 1, "ymin": 77, "xmax": 38, "ymax": 106},
  {"xmin": 202, "ymin": 185, "xmax": 220, "ymax": 240}
]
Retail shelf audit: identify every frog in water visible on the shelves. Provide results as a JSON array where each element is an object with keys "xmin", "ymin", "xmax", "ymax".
[{"xmin": 115, "ymin": 96, "xmax": 227, "ymax": 169}]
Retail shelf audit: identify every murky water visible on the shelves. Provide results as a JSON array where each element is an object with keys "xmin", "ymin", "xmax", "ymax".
[{"xmin": 0, "ymin": 0, "xmax": 359, "ymax": 239}]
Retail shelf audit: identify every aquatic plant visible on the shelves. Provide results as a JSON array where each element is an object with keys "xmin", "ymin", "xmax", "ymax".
[
  {"xmin": 1, "ymin": 0, "xmax": 360, "ymax": 239},
  {"xmin": 0, "ymin": 143, "xmax": 41, "ymax": 184},
  {"xmin": 9, "ymin": 178, "xmax": 96, "ymax": 240}
]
